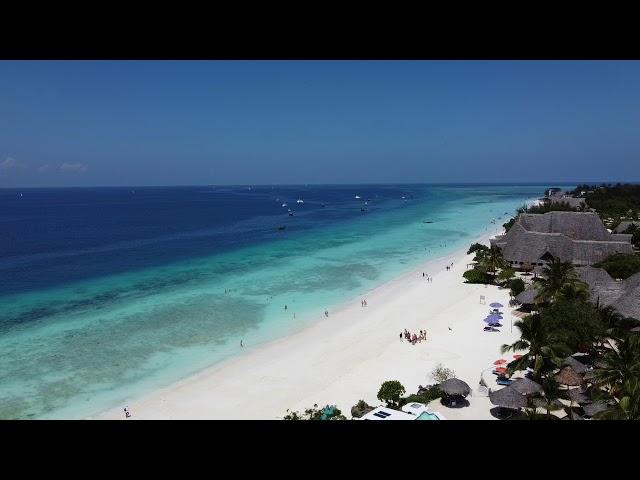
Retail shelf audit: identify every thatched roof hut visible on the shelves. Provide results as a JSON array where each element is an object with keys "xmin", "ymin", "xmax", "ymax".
[
  {"xmin": 562, "ymin": 356, "xmax": 588, "ymax": 375},
  {"xmin": 490, "ymin": 212, "xmax": 633, "ymax": 269},
  {"xmin": 510, "ymin": 377, "xmax": 543, "ymax": 396},
  {"xmin": 582, "ymin": 401, "xmax": 608, "ymax": 417},
  {"xmin": 438, "ymin": 378, "xmax": 471, "ymax": 398},
  {"xmin": 565, "ymin": 388, "xmax": 591, "ymax": 404},
  {"xmin": 554, "ymin": 366, "xmax": 584, "ymax": 387},
  {"xmin": 489, "ymin": 386, "xmax": 527, "ymax": 410}
]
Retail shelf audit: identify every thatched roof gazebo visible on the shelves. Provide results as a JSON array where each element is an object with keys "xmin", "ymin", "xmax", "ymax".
[
  {"xmin": 561, "ymin": 356, "xmax": 588, "ymax": 375},
  {"xmin": 510, "ymin": 377, "xmax": 542, "ymax": 396},
  {"xmin": 438, "ymin": 378, "xmax": 471, "ymax": 398},
  {"xmin": 566, "ymin": 388, "xmax": 591, "ymax": 404},
  {"xmin": 554, "ymin": 366, "xmax": 584, "ymax": 387},
  {"xmin": 489, "ymin": 386, "xmax": 527, "ymax": 410},
  {"xmin": 582, "ymin": 401, "xmax": 608, "ymax": 418}
]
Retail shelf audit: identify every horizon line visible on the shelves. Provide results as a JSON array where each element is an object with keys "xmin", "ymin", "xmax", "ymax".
[{"xmin": 3, "ymin": 180, "xmax": 638, "ymax": 190}]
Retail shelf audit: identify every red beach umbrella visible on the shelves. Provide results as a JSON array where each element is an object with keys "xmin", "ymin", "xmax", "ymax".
[
  {"xmin": 513, "ymin": 354, "xmax": 523, "ymax": 360},
  {"xmin": 495, "ymin": 367, "xmax": 507, "ymax": 374},
  {"xmin": 494, "ymin": 359, "xmax": 507, "ymax": 365}
]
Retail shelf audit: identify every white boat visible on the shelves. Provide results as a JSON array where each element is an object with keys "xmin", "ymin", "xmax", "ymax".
[
  {"xmin": 296, "ymin": 199, "xmax": 304, "ymax": 204},
  {"xmin": 281, "ymin": 203, "xmax": 287, "ymax": 207},
  {"xmin": 355, "ymin": 195, "xmax": 361, "ymax": 199}
]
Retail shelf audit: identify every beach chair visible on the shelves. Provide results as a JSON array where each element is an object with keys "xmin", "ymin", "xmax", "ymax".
[{"xmin": 496, "ymin": 379, "xmax": 512, "ymax": 386}]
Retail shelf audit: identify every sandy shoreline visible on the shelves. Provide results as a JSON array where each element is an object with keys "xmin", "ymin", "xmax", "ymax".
[{"xmin": 94, "ymin": 222, "xmax": 523, "ymax": 420}]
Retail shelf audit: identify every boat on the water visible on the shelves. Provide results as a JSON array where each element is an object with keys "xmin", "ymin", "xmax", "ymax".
[
  {"xmin": 355, "ymin": 195, "xmax": 361, "ymax": 199},
  {"xmin": 296, "ymin": 199, "xmax": 304, "ymax": 204},
  {"xmin": 281, "ymin": 203, "xmax": 287, "ymax": 207}
]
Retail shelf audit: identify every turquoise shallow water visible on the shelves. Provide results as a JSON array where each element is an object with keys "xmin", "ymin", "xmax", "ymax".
[{"xmin": 0, "ymin": 185, "xmax": 559, "ymax": 419}]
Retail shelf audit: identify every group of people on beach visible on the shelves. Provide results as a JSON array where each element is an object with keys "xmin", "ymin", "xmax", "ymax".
[
  {"xmin": 422, "ymin": 272, "xmax": 433, "ymax": 282},
  {"xmin": 400, "ymin": 329, "xmax": 427, "ymax": 345},
  {"xmin": 360, "ymin": 299, "xmax": 368, "ymax": 307},
  {"xmin": 446, "ymin": 262, "xmax": 453, "ymax": 271}
]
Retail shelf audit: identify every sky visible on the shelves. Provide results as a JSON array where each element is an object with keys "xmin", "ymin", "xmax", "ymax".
[{"xmin": 1, "ymin": 60, "xmax": 639, "ymax": 187}]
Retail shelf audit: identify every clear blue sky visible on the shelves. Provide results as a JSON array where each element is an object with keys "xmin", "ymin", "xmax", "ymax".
[{"xmin": 1, "ymin": 60, "xmax": 639, "ymax": 187}]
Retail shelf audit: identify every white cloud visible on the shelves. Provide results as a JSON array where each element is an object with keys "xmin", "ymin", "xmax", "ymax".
[
  {"xmin": 1, "ymin": 157, "xmax": 23, "ymax": 170},
  {"xmin": 59, "ymin": 162, "xmax": 88, "ymax": 173},
  {"xmin": 38, "ymin": 164, "xmax": 51, "ymax": 173}
]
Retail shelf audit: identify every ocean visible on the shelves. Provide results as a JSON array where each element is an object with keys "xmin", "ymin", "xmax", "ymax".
[{"xmin": 0, "ymin": 184, "xmax": 562, "ymax": 419}]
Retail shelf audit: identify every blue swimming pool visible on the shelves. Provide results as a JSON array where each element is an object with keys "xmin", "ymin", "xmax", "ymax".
[{"xmin": 417, "ymin": 412, "xmax": 440, "ymax": 420}]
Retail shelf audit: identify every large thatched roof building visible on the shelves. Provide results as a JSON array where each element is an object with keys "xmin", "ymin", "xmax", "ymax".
[
  {"xmin": 491, "ymin": 212, "xmax": 633, "ymax": 271},
  {"xmin": 614, "ymin": 220, "xmax": 640, "ymax": 233},
  {"xmin": 515, "ymin": 265, "xmax": 640, "ymax": 320}
]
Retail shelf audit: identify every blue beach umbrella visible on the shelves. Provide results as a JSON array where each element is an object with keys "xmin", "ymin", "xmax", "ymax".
[{"xmin": 490, "ymin": 302, "xmax": 504, "ymax": 308}]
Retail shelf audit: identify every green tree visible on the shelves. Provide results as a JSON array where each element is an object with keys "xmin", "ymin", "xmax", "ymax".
[
  {"xmin": 534, "ymin": 258, "xmax": 587, "ymax": 304},
  {"xmin": 509, "ymin": 277, "xmax": 526, "ymax": 297},
  {"xmin": 531, "ymin": 376, "xmax": 565, "ymax": 416},
  {"xmin": 497, "ymin": 267, "xmax": 516, "ymax": 285},
  {"xmin": 586, "ymin": 335, "xmax": 640, "ymax": 398},
  {"xmin": 501, "ymin": 313, "xmax": 569, "ymax": 381},
  {"xmin": 467, "ymin": 243, "xmax": 489, "ymax": 255},
  {"xmin": 377, "ymin": 380, "xmax": 406, "ymax": 409},
  {"xmin": 476, "ymin": 246, "xmax": 506, "ymax": 279},
  {"xmin": 596, "ymin": 378, "xmax": 640, "ymax": 420}
]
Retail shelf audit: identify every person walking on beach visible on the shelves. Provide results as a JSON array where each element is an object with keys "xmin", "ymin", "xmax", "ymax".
[
  {"xmin": 124, "ymin": 407, "xmax": 131, "ymax": 419},
  {"xmin": 240, "ymin": 339, "xmax": 243, "ymax": 348},
  {"xmin": 400, "ymin": 332, "xmax": 403, "ymax": 341}
]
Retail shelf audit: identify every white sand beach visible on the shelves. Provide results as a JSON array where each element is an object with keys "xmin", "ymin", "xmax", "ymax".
[{"xmin": 95, "ymin": 225, "xmax": 523, "ymax": 420}]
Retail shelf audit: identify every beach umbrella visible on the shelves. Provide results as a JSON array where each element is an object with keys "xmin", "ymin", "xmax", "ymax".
[
  {"xmin": 513, "ymin": 354, "xmax": 523, "ymax": 360},
  {"xmin": 510, "ymin": 377, "xmax": 542, "ymax": 396},
  {"xmin": 489, "ymin": 386, "xmax": 527, "ymax": 410},
  {"xmin": 439, "ymin": 378, "xmax": 471, "ymax": 398},
  {"xmin": 561, "ymin": 356, "xmax": 588, "ymax": 375},
  {"xmin": 490, "ymin": 302, "xmax": 504, "ymax": 308},
  {"xmin": 486, "ymin": 314, "xmax": 503, "ymax": 319},
  {"xmin": 554, "ymin": 366, "xmax": 584, "ymax": 387},
  {"xmin": 494, "ymin": 367, "xmax": 507, "ymax": 374},
  {"xmin": 494, "ymin": 359, "xmax": 507, "ymax": 365}
]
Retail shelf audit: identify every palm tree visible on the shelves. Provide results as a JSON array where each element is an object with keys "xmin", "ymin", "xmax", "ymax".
[
  {"xmin": 586, "ymin": 335, "xmax": 640, "ymax": 398},
  {"xmin": 557, "ymin": 281, "xmax": 590, "ymax": 303},
  {"xmin": 534, "ymin": 258, "xmax": 587, "ymax": 304},
  {"xmin": 501, "ymin": 313, "xmax": 569, "ymax": 381},
  {"xmin": 477, "ymin": 246, "xmax": 506, "ymax": 279},
  {"xmin": 596, "ymin": 378, "xmax": 640, "ymax": 420},
  {"xmin": 532, "ymin": 376, "xmax": 565, "ymax": 416}
]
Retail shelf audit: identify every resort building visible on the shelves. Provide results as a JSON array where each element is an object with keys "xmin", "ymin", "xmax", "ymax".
[
  {"xmin": 515, "ymin": 266, "xmax": 640, "ymax": 320},
  {"xmin": 614, "ymin": 221, "xmax": 639, "ymax": 233},
  {"xmin": 540, "ymin": 187, "xmax": 587, "ymax": 210},
  {"xmin": 359, "ymin": 407, "xmax": 415, "ymax": 420},
  {"xmin": 491, "ymin": 211, "xmax": 633, "ymax": 272},
  {"xmin": 359, "ymin": 404, "xmax": 446, "ymax": 420}
]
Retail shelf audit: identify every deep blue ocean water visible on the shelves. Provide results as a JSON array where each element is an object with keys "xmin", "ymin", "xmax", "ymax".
[{"xmin": 0, "ymin": 184, "xmax": 563, "ymax": 418}]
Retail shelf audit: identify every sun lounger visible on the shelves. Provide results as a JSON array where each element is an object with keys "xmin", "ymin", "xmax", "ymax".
[{"xmin": 496, "ymin": 379, "xmax": 512, "ymax": 386}]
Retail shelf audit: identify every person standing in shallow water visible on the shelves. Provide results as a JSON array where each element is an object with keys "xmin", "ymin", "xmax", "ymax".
[{"xmin": 240, "ymin": 339, "xmax": 243, "ymax": 348}]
